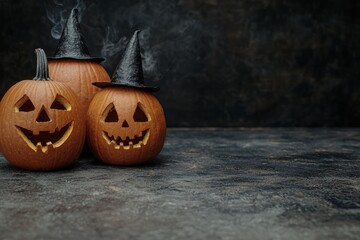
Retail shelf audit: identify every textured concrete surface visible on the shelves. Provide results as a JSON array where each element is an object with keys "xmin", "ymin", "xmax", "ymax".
[
  {"xmin": 1, "ymin": 1, "xmax": 360, "ymax": 127},
  {"xmin": 0, "ymin": 128, "xmax": 360, "ymax": 240}
]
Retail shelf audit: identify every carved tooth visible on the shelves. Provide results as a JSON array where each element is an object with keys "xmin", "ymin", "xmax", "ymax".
[
  {"xmin": 36, "ymin": 142, "xmax": 44, "ymax": 152},
  {"xmin": 47, "ymin": 144, "xmax": 54, "ymax": 151},
  {"xmin": 120, "ymin": 142, "xmax": 124, "ymax": 146},
  {"xmin": 123, "ymin": 145, "xmax": 130, "ymax": 150},
  {"xmin": 115, "ymin": 145, "xmax": 120, "ymax": 149},
  {"xmin": 46, "ymin": 141, "xmax": 52, "ymax": 146},
  {"xmin": 133, "ymin": 143, "xmax": 141, "ymax": 149},
  {"xmin": 111, "ymin": 140, "xmax": 116, "ymax": 145},
  {"xmin": 102, "ymin": 132, "xmax": 111, "ymax": 144},
  {"xmin": 143, "ymin": 130, "xmax": 150, "ymax": 145},
  {"xmin": 41, "ymin": 145, "xmax": 48, "ymax": 153}
]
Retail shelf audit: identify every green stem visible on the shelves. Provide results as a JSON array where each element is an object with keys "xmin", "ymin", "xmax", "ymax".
[{"xmin": 33, "ymin": 48, "xmax": 51, "ymax": 81}]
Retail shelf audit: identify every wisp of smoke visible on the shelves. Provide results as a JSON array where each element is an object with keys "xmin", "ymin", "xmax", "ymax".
[
  {"xmin": 139, "ymin": 28, "xmax": 158, "ymax": 78},
  {"xmin": 101, "ymin": 26, "xmax": 128, "ymax": 71},
  {"xmin": 45, "ymin": 0, "xmax": 86, "ymax": 39}
]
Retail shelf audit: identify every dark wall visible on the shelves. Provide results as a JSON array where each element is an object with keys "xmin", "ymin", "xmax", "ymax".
[{"xmin": 1, "ymin": 0, "xmax": 359, "ymax": 127}]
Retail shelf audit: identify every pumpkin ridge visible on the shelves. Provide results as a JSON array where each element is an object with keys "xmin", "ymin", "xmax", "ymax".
[{"xmin": 85, "ymin": 62, "xmax": 96, "ymax": 103}]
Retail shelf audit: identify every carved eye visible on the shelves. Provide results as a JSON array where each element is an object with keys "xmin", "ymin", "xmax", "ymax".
[
  {"xmin": 15, "ymin": 95, "xmax": 35, "ymax": 112},
  {"xmin": 133, "ymin": 103, "xmax": 150, "ymax": 122},
  {"xmin": 51, "ymin": 95, "xmax": 71, "ymax": 111},
  {"xmin": 102, "ymin": 103, "xmax": 119, "ymax": 122}
]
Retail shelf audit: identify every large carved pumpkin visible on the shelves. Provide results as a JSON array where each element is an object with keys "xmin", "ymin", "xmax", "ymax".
[
  {"xmin": 0, "ymin": 49, "xmax": 85, "ymax": 170},
  {"xmin": 48, "ymin": 9, "xmax": 110, "ymax": 114},
  {"xmin": 87, "ymin": 88, "xmax": 166, "ymax": 165}
]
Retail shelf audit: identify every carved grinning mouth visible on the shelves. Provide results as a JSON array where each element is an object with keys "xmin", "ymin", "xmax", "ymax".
[
  {"xmin": 102, "ymin": 129, "xmax": 150, "ymax": 150},
  {"xmin": 15, "ymin": 122, "xmax": 74, "ymax": 153}
]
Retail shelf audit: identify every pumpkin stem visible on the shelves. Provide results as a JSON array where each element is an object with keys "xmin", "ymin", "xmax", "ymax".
[{"xmin": 33, "ymin": 48, "xmax": 51, "ymax": 81}]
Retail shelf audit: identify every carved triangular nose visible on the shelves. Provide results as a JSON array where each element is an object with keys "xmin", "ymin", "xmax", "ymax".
[
  {"xmin": 36, "ymin": 107, "xmax": 51, "ymax": 122},
  {"xmin": 122, "ymin": 120, "xmax": 129, "ymax": 128}
]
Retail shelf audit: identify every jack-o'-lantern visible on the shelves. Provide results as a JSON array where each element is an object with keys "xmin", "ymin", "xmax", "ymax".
[
  {"xmin": 87, "ymin": 31, "xmax": 166, "ymax": 165},
  {"xmin": 0, "ymin": 49, "xmax": 85, "ymax": 170},
  {"xmin": 48, "ymin": 9, "xmax": 110, "ymax": 115}
]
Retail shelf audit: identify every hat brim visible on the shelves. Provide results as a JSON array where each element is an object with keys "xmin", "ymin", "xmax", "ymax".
[
  {"xmin": 93, "ymin": 82, "xmax": 159, "ymax": 92},
  {"xmin": 47, "ymin": 56, "xmax": 104, "ymax": 62}
]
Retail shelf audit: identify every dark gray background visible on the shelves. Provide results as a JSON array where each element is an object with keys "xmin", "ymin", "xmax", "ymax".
[{"xmin": 0, "ymin": 0, "xmax": 359, "ymax": 127}]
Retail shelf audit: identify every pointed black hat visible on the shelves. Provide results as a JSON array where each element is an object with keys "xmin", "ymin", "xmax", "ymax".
[
  {"xmin": 93, "ymin": 30, "xmax": 159, "ymax": 92},
  {"xmin": 48, "ymin": 8, "xmax": 103, "ymax": 62}
]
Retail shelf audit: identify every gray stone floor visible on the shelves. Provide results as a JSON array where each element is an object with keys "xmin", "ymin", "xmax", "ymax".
[{"xmin": 0, "ymin": 128, "xmax": 360, "ymax": 240}]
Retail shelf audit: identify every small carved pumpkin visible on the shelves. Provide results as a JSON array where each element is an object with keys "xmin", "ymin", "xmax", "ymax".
[
  {"xmin": 87, "ymin": 88, "xmax": 166, "ymax": 165},
  {"xmin": 48, "ymin": 9, "xmax": 110, "ymax": 114},
  {"xmin": 87, "ymin": 30, "xmax": 166, "ymax": 165},
  {"xmin": 0, "ymin": 49, "xmax": 85, "ymax": 170}
]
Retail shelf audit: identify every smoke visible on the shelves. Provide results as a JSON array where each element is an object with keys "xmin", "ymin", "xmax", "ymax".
[
  {"xmin": 45, "ymin": 0, "xmax": 86, "ymax": 39},
  {"xmin": 139, "ymin": 28, "xmax": 157, "ymax": 74},
  {"xmin": 100, "ymin": 26, "xmax": 128, "ymax": 71},
  {"xmin": 44, "ymin": 0, "xmax": 218, "ymax": 81},
  {"xmin": 99, "ymin": 27, "xmax": 160, "ymax": 79},
  {"xmin": 96, "ymin": 0, "xmax": 217, "ymax": 81}
]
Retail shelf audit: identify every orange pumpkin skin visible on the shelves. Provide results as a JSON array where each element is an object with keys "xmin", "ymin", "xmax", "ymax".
[
  {"xmin": 0, "ymin": 80, "xmax": 86, "ymax": 170},
  {"xmin": 48, "ymin": 59, "xmax": 111, "ymax": 114},
  {"xmin": 87, "ymin": 87, "xmax": 166, "ymax": 165}
]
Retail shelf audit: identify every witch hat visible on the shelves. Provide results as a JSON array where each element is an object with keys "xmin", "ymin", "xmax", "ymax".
[
  {"xmin": 93, "ymin": 30, "xmax": 159, "ymax": 92},
  {"xmin": 48, "ymin": 8, "xmax": 103, "ymax": 62}
]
